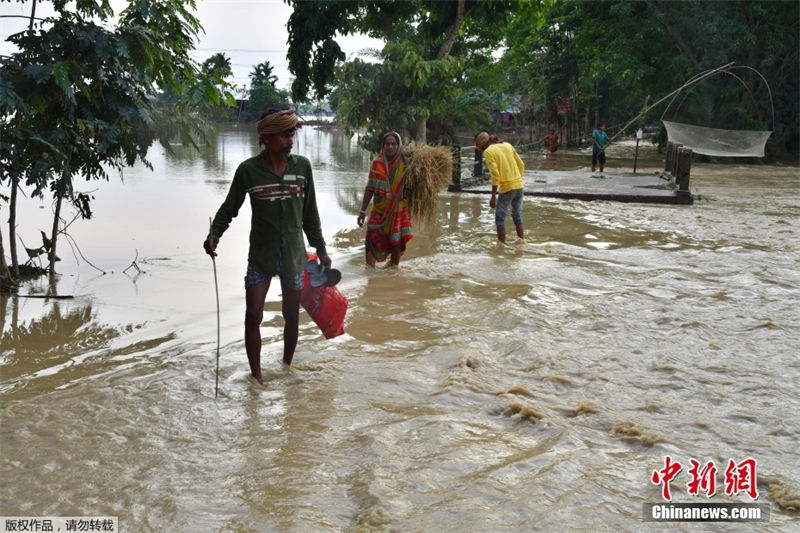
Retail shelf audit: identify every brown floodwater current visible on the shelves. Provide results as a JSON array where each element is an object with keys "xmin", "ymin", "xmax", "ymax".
[{"xmin": 2, "ymin": 125, "xmax": 799, "ymax": 532}]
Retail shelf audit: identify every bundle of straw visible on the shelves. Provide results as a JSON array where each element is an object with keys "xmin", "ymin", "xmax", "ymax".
[{"xmin": 401, "ymin": 142, "xmax": 453, "ymax": 227}]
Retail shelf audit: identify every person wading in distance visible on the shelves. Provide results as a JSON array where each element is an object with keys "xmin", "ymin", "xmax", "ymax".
[{"xmin": 474, "ymin": 131, "xmax": 526, "ymax": 244}]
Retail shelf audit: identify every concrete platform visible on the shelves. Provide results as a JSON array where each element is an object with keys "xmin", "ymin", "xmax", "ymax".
[{"xmin": 455, "ymin": 170, "xmax": 693, "ymax": 205}]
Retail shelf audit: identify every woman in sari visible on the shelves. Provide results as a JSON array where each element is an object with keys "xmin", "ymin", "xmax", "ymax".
[{"xmin": 356, "ymin": 131, "xmax": 413, "ymax": 266}]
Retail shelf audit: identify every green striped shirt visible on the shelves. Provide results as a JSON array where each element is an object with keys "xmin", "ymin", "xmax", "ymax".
[{"xmin": 210, "ymin": 152, "xmax": 327, "ymax": 278}]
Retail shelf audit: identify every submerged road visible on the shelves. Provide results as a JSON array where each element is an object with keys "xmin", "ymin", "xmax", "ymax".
[{"xmin": 455, "ymin": 169, "xmax": 693, "ymax": 205}]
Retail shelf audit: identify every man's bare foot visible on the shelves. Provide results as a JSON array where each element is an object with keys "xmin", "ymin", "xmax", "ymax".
[{"xmin": 250, "ymin": 373, "xmax": 264, "ymax": 385}]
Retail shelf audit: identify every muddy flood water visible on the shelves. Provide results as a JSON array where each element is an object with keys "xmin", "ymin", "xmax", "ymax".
[{"xmin": 2, "ymin": 125, "xmax": 799, "ymax": 532}]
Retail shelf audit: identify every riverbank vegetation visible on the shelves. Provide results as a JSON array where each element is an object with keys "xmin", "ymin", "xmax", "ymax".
[
  {"xmin": 2, "ymin": 0, "xmax": 797, "ymax": 289},
  {"xmin": 286, "ymin": 0, "xmax": 797, "ymax": 156},
  {"xmin": 1, "ymin": 0, "xmax": 233, "ymax": 289}
]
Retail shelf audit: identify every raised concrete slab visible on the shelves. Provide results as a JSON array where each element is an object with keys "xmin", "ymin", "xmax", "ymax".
[{"xmin": 456, "ymin": 170, "xmax": 693, "ymax": 205}]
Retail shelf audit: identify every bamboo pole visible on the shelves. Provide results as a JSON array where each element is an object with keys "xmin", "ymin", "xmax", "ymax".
[
  {"xmin": 209, "ymin": 217, "xmax": 220, "ymax": 398},
  {"xmin": 609, "ymin": 61, "xmax": 736, "ymax": 143}
]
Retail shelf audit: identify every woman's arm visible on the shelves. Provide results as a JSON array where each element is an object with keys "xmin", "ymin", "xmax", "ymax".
[{"xmin": 357, "ymin": 189, "xmax": 374, "ymax": 227}]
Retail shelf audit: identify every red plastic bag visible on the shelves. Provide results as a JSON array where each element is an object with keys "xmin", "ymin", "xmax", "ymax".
[{"xmin": 301, "ymin": 254, "xmax": 348, "ymax": 339}]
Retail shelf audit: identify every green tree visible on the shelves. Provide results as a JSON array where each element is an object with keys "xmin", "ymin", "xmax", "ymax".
[
  {"xmin": 0, "ymin": 0, "xmax": 232, "ymax": 283},
  {"xmin": 250, "ymin": 61, "xmax": 278, "ymax": 88},
  {"xmin": 497, "ymin": 0, "xmax": 798, "ymax": 154},
  {"xmin": 641, "ymin": 0, "xmax": 798, "ymax": 153},
  {"xmin": 200, "ymin": 53, "xmax": 235, "ymax": 120},
  {"xmin": 286, "ymin": 0, "xmax": 520, "ymax": 145},
  {"xmin": 241, "ymin": 61, "xmax": 290, "ymax": 122},
  {"xmin": 332, "ymin": 43, "xmax": 462, "ymax": 150},
  {"xmin": 202, "ymin": 52, "xmax": 233, "ymax": 81}
]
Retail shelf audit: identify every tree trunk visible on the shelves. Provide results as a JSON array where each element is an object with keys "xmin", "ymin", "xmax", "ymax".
[
  {"xmin": 9, "ymin": 177, "xmax": 19, "ymax": 277},
  {"xmin": 48, "ymin": 169, "xmax": 68, "ymax": 277},
  {"xmin": 0, "ymin": 217, "xmax": 10, "ymax": 284},
  {"xmin": 414, "ymin": 117, "xmax": 426, "ymax": 144},
  {"xmin": 436, "ymin": 0, "xmax": 472, "ymax": 59},
  {"xmin": 427, "ymin": 0, "xmax": 474, "ymax": 144},
  {"xmin": 49, "ymin": 192, "xmax": 62, "ymax": 277}
]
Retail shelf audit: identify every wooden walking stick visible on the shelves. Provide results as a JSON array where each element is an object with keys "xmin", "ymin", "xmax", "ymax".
[{"xmin": 209, "ymin": 218, "xmax": 220, "ymax": 398}]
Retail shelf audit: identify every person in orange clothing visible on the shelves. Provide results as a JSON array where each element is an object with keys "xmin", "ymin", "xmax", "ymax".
[
  {"xmin": 356, "ymin": 131, "xmax": 414, "ymax": 266},
  {"xmin": 545, "ymin": 129, "xmax": 561, "ymax": 152}
]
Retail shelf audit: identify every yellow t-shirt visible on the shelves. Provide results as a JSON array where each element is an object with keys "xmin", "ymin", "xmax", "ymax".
[{"xmin": 483, "ymin": 142, "xmax": 525, "ymax": 193}]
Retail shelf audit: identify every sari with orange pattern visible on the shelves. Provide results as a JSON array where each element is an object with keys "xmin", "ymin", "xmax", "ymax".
[{"xmin": 365, "ymin": 151, "xmax": 413, "ymax": 261}]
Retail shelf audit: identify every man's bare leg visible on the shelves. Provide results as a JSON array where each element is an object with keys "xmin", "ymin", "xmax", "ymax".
[
  {"xmin": 281, "ymin": 282, "xmax": 301, "ymax": 365},
  {"xmin": 245, "ymin": 279, "xmax": 270, "ymax": 384},
  {"xmin": 516, "ymin": 224, "xmax": 525, "ymax": 240},
  {"xmin": 497, "ymin": 229, "xmax": 506, "ymax": 243}
]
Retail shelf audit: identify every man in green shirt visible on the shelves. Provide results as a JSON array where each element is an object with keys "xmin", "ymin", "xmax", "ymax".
[{"xmin": 204, "ymin": 109, "xmax": 331, "ymax": 384}]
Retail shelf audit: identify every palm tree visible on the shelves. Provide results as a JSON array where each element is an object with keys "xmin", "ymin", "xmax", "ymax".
[
  {"xmin": 249, "ymin": 62, "xmax": 278, "ymax": 89},
  {"xmin": 202, "ymin": 53, "xmax": 233, "ymax": 80}
]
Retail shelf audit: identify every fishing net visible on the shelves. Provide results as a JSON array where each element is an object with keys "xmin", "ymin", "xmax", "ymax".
[
  {"xmin": 650, "ymin": 64, "xmax": 775, "ymax": 158},
  {"xmin": 662, "ymin": 120, "xmax": 772, "ymax": 158}
]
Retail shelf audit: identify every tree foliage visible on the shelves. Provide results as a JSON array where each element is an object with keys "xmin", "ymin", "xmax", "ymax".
[
  {"xmin": 286, "ymin": 0, "xmax": 520, "ymax": 146},
  {"xmin": 495, "ymin": 0, "xmax": 798, "ymax": 153},
  {"xmin": 332, "ymin": 42, "xmax": 462, "ymax": 150},
  {"xmin": 286, "ymin": 0, "xmax": 797, "ymax": 156},
  {"xmin": 241, "ymin": 61, "xmax": 290, "ymax": 121},
  {"xmin": 0, "ymin": 0, "xmax": 234, "ymax": 280}
]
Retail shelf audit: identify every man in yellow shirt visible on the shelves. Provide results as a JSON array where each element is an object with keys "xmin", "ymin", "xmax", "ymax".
[{"xmin": 475, "ymin": 131, "xmax": 526, "ymax": 244}]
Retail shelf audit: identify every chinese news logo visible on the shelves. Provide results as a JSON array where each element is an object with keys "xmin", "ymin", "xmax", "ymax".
[{"xmin": 644, "ymin": 456, "xmax": 769, "ymax": 523}]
